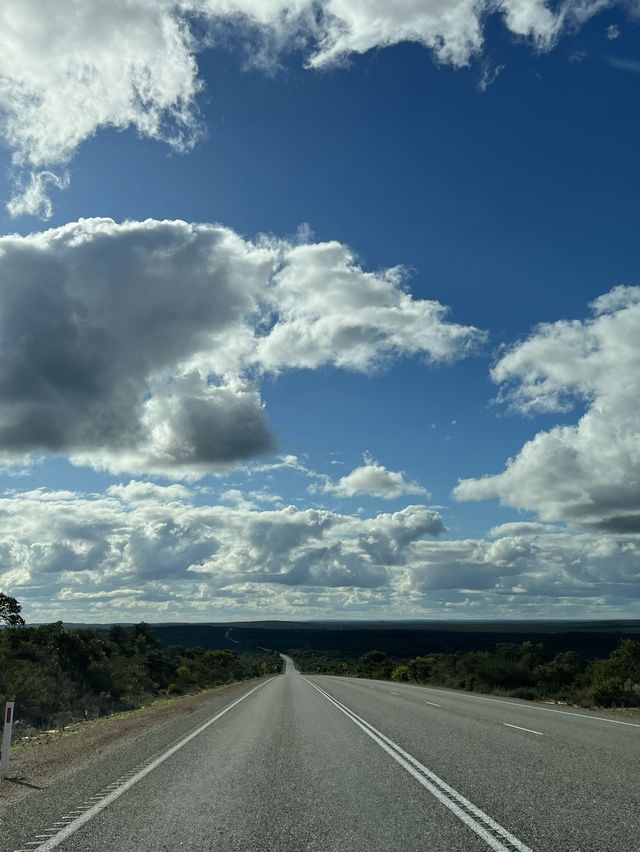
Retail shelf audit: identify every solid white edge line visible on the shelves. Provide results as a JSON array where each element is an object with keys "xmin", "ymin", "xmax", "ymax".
[
  {"xmin": 305, "ymin": 678, "xmax": 532, "ymax": 852},
  {"xmin": 26, "ymin": 679, "xmax": 271, "ymax": 852},
  {"xmin": 322, "ymin": 685, "xmax": 532, "ymax": 852},
  {"xmin": 334, "ymin": 677, "xmax": 640, "ymax": 729},
  {"xmin": 503, "ymin": 723, "xmax": 543, "ymax": 737}
]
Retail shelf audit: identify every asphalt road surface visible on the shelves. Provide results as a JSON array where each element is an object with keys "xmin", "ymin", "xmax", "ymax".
[{"xmin": 2, "ymin": 655, "xmax": 638, "ymax": 852}]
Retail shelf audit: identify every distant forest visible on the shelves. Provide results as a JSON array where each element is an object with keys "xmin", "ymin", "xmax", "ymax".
[
  {"xmin": 152, "ymin": 618, "xmax": 640, "ymax": 710},
  {"xmin": 0, "ymin": 596, "xmax": 281, "ymax": 732},
  {"xmin": 1, "ymin": 594, "xmax": 639, "ymax": 733}
]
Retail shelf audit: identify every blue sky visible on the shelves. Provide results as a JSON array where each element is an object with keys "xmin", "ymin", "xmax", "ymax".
[{"xmin": 0, "ymin": 0, "xmax": 639, "ymax": 622}]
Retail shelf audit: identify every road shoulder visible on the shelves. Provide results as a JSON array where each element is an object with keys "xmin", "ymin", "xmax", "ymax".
[{"xmin": 0, "ymin": 679, "xmax": 264, "ymax": 810}]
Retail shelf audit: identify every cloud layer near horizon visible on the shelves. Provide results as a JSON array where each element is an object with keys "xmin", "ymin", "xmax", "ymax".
[
  {"xmin": 0, "ymin": 0, "xmax": 627, "ymax": 216},
  {"xmin": 0, "ymin": 217, "xmax": 482, "ymax": 477},
  {"xmin": 3, "ymin": 484, "xmax": 638, "ymax": 623},
  {"xmin": 455, "ymin": 286, "xmax": 640, "ymax": 533},
  {"xmin": 1, "ymin": 484, "xmax": 444, "ymax": 618}
]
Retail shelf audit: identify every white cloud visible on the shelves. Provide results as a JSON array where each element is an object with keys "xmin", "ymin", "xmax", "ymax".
[
  {"xmin": 455, "ymin": 285, "xmax": 640, "ymax": 532},
  {"xmin": 106, "ymin": 481, "xmax": 193, "ymax": 503},
  {"xmin": 0, "ymin": 485, "xmax": 445, "ymax": 621},
  {"xmin": 307, "ymin": 0, "xmax": 486, "ymax": 68},
  {"xmin": 404, "ymin": 527, "xmax": 640, "ymax": 614},
  {"xmin": 256, "ymin": 242, "xmax": 485, "ymax": 371},
  {"xmin": 5, "ymin": 171, "xmax": 70, "ymax": 219},
  {"xmin": 319, "ymin": 454, "xmax": 428, "ymax": 498},
  {"xmin": 3, "ymin": 484, "xmax": 639, "ymax": 621},
  {"xmin": 0, "ymin": 217, "xmax": 480, "ymax": 478},
  {"xmin": 0, "ymin": 0, "xmax": 203, "ymax": 216},
  {"xmin": 0, "ymin": 0, "xmax": 624, "ymax": 216},
  {"xmin": 307, "ymin": 0, "xmax": 566, "ymax": 69}
]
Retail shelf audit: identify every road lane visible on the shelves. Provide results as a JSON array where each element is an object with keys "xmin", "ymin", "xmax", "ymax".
[
  {"xmin": 6, "ymin": 663, "xmax": 522, "ymax": 852},
  {"xmin": 18, "ymin": 681, "xmax": 271, "ymax": 852},
  {"xmin": 306, "ymin": 678, "xmax": 531, "ymax": 852},
  {"xmin": 311, "ymin": 673, "xmax": 640, "ymax": 851},
  {"xmin": 4, "ymin": 660, "xmax": 637, "ymax": 852},
  {"xmin": 0, "ymin": 679, "xmax": 268, "ymax": 852}
]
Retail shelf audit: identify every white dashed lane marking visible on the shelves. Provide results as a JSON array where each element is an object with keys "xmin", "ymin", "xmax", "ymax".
[{"xmin": 503, "ymin": 723, "xmax": 543, "ymax": 737}]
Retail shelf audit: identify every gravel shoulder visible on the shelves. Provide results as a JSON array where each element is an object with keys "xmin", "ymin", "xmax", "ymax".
[{"xmin": 0, "ymin": 679, "xmax": 263, "ymax": 810}]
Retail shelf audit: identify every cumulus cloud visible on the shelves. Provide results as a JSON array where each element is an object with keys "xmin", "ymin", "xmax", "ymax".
[
  {"xmin": 0, "ymin": 0, "xmax": 204, "ymax": 216},
  {"xmin": 106, "ymin": 481, "xmax": 193, "ymax": 503},
  {"xmin": 3, "ymin": 484, "xmax": 639, "ymax": 621},
  {"xmin": 0, "ymin": 0, "xmax": 623, "ymax": 215},
  {"xmin": 318, "ymin": 454, "xmax": 428, "ymax": 498},
  {"xmin": 257, "ymin": 243, "xmax": 484, "ymax": 370},
  {"xmin": 0, "ymin": 218, "xmax": 274, "ymax": 476},
  {"xmin": 455, "ymin": 285, "xmax": 640, "ymax": 531},
  {"xmin": 307, "ymin": 0, "xmax": 562, "ymax": 70},
  {"xmin": 0, "ymin": 485, "xmax": 445, "ymax": 621},
  {"xmin": 0, "ymin": 217, "xmax": 480, "ymax": 477},
  {"xmin": 404, "ymin": 527, "xmax": 640, "ymax": 614}
]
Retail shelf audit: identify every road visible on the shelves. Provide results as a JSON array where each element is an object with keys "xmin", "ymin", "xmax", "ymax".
[{"xmin": 2, "ymin": 656, "xmax": 638, "ymax": 851}]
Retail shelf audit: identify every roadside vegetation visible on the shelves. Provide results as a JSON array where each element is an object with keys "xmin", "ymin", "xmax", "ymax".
[
  {"xmin": 0, "ymin": 596, "xmax": 281, "ymax": 733},
  {"xmin": 3, "ymin": 592, "xmax": 639, "ymax": 728},
  {"xmin": 291, "ymin": 639, "xmax": 640, "ymax": 709}
]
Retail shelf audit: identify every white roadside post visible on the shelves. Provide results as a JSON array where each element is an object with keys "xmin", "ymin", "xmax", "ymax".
[{"xmin": 0, "ymin": 700, "xmax": 15, "ymax": 779}]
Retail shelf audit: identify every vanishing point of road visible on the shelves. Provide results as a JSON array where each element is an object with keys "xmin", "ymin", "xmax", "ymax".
[{"xmin": 2, "ymin": 655, "xmax": 638, "ymax": 851}]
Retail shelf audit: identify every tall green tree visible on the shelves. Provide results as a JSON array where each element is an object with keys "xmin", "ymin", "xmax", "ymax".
[{"xmin": 0, "ymin": 593, "xmax": 25, "ymax": 626}]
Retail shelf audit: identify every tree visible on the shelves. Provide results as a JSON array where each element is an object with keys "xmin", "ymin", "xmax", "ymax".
[
  {"xmin": 391, "ymin": 664, "xmax": 410, "ymax": 682},
  {"xmin": 358, "ymin": 650, "xmax": 392, "ymax": 679},
  {"xmin": 0, "ymin": 593, "xmax": 25, "ymax": 627},
  {"xmin": 407, "ymin": 655, "xmax": 436, "ymax": 682},
  {"xmin": 535, "ymin": 651, "xmax": 584, "ymax": 692},
  {"xmin": 588, "ymin": 639, "xmax": 640, "ymax": 706},
  {"xmin": 133, "ymin": 622, "xmax": 160, "ymax": 649}
]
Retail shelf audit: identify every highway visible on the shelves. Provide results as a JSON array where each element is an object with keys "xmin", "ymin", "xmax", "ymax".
[{"xmin": 2, "ymin": 655, "xmax": 638, "ymax": 851}]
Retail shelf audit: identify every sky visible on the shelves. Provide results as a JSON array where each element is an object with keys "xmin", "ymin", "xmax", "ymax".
[{"xmin": 0, "ymin": 0, "xmax": 639, "ymax": 623}]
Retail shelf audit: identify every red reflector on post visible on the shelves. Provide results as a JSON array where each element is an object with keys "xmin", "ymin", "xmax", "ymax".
[{"xmin": 5, "ymin": 706, "xmax": 11, "ymax": 724}]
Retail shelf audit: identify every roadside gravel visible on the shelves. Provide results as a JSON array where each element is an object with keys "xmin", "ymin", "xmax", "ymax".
[{"xmin": 0, "ymin": 679, "xmax": 263, "ymax": 808}]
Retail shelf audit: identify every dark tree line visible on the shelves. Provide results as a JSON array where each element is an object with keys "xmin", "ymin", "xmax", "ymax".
[
  {"xmin": 291, "ymin": 639, "xmax": 640, "ymax": 708},
  {"xmin": 0, "ymin": 610, "xmax": 281, "ymax": 731}
]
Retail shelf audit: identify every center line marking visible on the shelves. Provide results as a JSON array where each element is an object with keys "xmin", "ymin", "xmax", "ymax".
[
  {"xmin": 390, "ymin": 691, "xmax": 399, "ymax": 695},
  {"xmin": 306, "ymin": 679, "xmax": 531, "ymax": 852},
  {"xmin": 503, "ymin": 723, "xmax": 543, "ymax": 736},
  {"xmin": 19, "ymin": 680, "xmax": 271, "ymax": 852},
  {"xmin": 425, "ymin": 700, "xmax": 441, "ymax": 707}
]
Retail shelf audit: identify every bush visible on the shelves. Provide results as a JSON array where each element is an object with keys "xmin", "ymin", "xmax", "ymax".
[
  {"xmin": 0, "ymin": 619, "xmax": 280, "ymax": 731},
  {"xmin": 290, "ymin": 638, "xmax": 640, "ymax": 710},
  {"xmin": 391, "ymin": 665, "xmax": 410, "ymax": 682}
]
